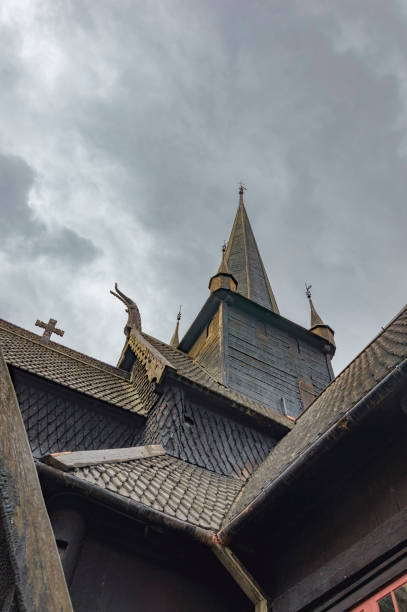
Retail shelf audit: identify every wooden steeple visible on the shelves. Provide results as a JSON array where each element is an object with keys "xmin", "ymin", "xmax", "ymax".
[
  {"xmin": 224, "ymin": 186, "xmax": 279, "ymax": 313},
  {"xmin": 180, "ymin": 188, "xmax": 335, "ymax": 418}
]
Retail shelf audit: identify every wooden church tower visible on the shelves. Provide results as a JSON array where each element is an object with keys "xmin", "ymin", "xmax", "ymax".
[{"xmin": 180, "ymin": 185, "xmax": 335, "ymax": 418}]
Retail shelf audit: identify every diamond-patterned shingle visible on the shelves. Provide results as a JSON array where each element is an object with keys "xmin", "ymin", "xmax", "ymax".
[{"xmin": 14, "ymin": 375, "xmax": 142, "ymax": 458}]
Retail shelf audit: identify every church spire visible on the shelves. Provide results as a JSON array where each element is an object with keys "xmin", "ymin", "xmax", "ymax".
[
  {"xmin": 224, "ymin": 185, "xmax": 279, "ymax": 313},
  {"xmin": 170, "ymin": 307, "xmax": 182, "ymax": 348},
  {"xmin": 305, "ymin": 284, "xmax": 335, "ymax": 350}
]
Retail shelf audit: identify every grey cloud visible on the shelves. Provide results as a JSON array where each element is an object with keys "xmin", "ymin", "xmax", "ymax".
[
  {"xmin": 0, "ymin": 153, "xmax": 98, "ymax": 265},
  {"xmin": 0, "ymin": 1, "xmax": 406, "ymax": 373}
]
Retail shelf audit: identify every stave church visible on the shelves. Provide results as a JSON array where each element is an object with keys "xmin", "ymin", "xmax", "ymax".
[{"xmin": 1, "ymin": 186, "xmax": 406, "ymax": 611}]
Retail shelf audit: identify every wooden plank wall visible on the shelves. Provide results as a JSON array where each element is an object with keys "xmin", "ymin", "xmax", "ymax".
[
  {"xmin": 188, "ymin": 307, "xmax": 223, "ymax": 382},
  {"xmin": 225, "ymin": 305, "xmax": 332, "ymax": 418},
  {"xmin": 0, "ymin": 348, "xmax": 72, "ymax": 611},
  {"xmin": 266, "ymin": 415, "xmax": 407, "ymax": 611}
]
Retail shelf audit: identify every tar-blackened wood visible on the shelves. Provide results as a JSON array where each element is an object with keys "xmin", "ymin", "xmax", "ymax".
[
  {"xmin": 0, "ymin": 349, "xmax": 72, "ymax": 611},
  {"xmin": 50, "ymin": 508, "xmax": 86, "ymax": 587},
  {"xmin": 142, "ymin": 384, "xmax": 277, "ymax": 478},
  {"xmin": 45, "ymin": 492, "xmax": 252, "ymax": 612},
  {"xmin": 323, "ymin": 549, "xmax": 407, "ymax": 612},
  {"xmin": 11, "ymin": 368, "xmax": 144, "ymax": 458},
  {"xmin": 237, "ymin": 391, "xmax": 407, "ymax": 612}
]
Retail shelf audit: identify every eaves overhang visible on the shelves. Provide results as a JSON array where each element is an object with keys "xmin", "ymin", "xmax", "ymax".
[
  {"xmin": 159, "ymin": 367, "xmax": 293, "ymax": 436},
  {"xmin": 217, "ymin": 356, "xmax": 407, "ymax": 543},
  {"xmin": 179, "ymin": 288, "xmax": 334, "ymax": 355},
  {"xmin": 37, "ymin": 461, "xmax": 217, "ymax": 546}
]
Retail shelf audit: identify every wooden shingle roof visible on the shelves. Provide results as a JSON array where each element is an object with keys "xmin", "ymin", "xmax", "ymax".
[
  {"xmin": 0, "ymin": 319, "xmax": 147, "ymax": 416},
  {"xmin": 71, "ymin": 453, "xmax": 243, "ymax": 530},
  {"xmin": 224, "ymin": 187, "xmax": 279, "ymax": 313}
]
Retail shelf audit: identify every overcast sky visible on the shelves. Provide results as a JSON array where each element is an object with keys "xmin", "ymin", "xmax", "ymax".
[{"xmin": 0, "ymin": 1, "xmax": 406, "ymax": 375}]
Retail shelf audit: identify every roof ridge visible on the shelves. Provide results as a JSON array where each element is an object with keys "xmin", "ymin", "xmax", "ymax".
[
  {"xmin": 0, "ymin": 318, "xmax": 129, "ymax": 380},
  {"xmin": 143, "ymin": 332, "xmax": 225, "ymax": 385},
  {"xmin": 297, "ymin": 303, "xmax": 407, "ymax": 420}
]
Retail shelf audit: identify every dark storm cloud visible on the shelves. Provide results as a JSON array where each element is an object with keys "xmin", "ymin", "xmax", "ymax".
[
  {"xmin": 0, "ymin": 153, "xmax": 98, "ymax": 264},
  {"xmin": 0, "ymin": 1, "xmax": 406, "ymax": 371}
]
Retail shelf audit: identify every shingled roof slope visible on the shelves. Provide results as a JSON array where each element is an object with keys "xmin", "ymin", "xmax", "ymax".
[
  {"xmin": 0, "ymin": 319, "xmax": 147, "ymax": 416},
  {"xmin": 73, "ymin": 453, "xmax": 243, "ymax": 530},
  {"xmin": 225, "ymin": 188, "xmax": 279, "ymax": 312},
  {"xmin": 226, "ymin": 304, "xmax": 407, "ymax": 521},
  {"xmin": 142, "ymin": 332, "xmax": 292, "ymax": 429}
]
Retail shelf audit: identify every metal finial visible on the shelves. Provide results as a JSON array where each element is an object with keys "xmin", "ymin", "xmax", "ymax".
[
  {"xmin": 222, "ymin": 240, "xmax": 227, "ymax": 255},
  {"xmin": 239, "ymin": 182, "xmax": 247, "ymax": 195},
  {"xmin": 305, "ymin": 283, "xmax": 312, "ymax": 299},
  {"xmin": 177, "ymin": 305, "xmax": 182, "ymax": 322}
]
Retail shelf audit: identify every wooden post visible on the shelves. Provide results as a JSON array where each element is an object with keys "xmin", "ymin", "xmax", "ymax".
[
  {"xmin": 213, "ymin": 544, "xmax": 269, "ymax": 611},
  {"xmin": 0, "ymin": 347, "xmax": 72, "ymax": 611}
]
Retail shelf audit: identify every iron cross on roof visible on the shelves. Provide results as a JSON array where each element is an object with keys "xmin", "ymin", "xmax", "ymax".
[{"xmin": 35, "ymin": 318, "xmax": 65, "ymax": 344}]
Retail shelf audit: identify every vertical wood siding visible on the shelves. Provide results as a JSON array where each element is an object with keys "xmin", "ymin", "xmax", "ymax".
[
  {"xmin": 188, "ymin": 308, "xmax": 223, "ymax": 382},
  {"xmin": 225, "ymin": 306, "xmax": 332, "ymax": 418}
]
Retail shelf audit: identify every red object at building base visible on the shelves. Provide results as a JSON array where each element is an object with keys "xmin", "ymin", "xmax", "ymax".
[{"xmin": 352, "ymin": 573, "xmax": 407, "ymax": 612}]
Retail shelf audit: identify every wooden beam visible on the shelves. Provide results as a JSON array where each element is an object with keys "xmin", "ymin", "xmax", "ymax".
[
  {"xmin": 213, "ymin": 544, "xmax": 269, "ymax": 611},
  {"xmin": 43, "ymin": 444, "xmax": 166, "ymax": 471},
  {"xmin": 0, "ymin": 346, "xmax": 72, "ymax": 611}
]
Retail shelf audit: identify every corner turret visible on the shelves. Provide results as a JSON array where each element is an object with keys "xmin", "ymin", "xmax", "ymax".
[
  {"xmin": 209, "ymin": 244, "xmax": 238, "ymax": 294},
  {"xmin": 305, "ymin": 284, "xmax": 335, "ymax": 355}
]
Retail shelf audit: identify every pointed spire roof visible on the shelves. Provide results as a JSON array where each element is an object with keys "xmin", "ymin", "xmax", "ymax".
[
  {"xmin": 305, "ymin": 284, "xmax": 335, "ymax": 350},
  {"xmin": 309, "ymin": 297, "xmax": 325, "ymax": 328},
  {"xmin": 208, "ymin": 244, "xmax": 238, "ymax": 294},
  {"xmin": 224, "ymin": 186, "xmax": 279, "ymax": 313},
  {"xmin": 218, "ymin": 243, "xmax": 231, "ymax": 275},
  {"xmin": 170, "ymin": 307, "xmax": 182, "ymax": 348}
]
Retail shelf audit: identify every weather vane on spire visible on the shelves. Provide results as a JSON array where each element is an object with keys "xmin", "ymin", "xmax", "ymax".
[
  {"xmin": 177, "ymin": 305, "xmax": 182, "ymax": 322},
  {"xmin": 305, "ymin": 283, "xmax": 312, "ymax": 299},
  {"xmin": 239, "ymin": 182, "xmax": 247, "ymax": 195},
  {"xmin": 222, "ymin": 240, "xmax": 227, "ymax": 254}
]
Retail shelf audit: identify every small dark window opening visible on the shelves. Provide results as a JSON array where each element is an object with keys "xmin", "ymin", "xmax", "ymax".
[{"xmin": 184, "ymin": 415, "xmax": 195, "ymax": 428}]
